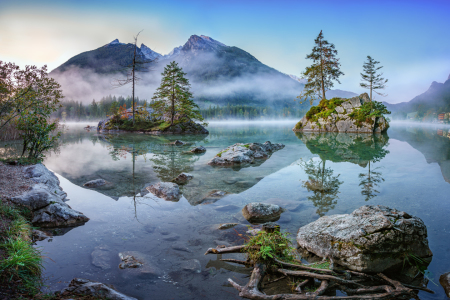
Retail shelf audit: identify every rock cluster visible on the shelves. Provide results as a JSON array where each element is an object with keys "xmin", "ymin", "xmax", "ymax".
[
  {"xmin": 10, "ymin": 164, "xmax": 89, "ymax": 228},
  {"xmin": 296, "ymin": 205, "xmax": 433, "ymax": 272},
  {"xmin": 146, "ymin": 182, "xmax": 181, "ymax": 201},
  {"xmin": 190, "ymin": 145, "xmax": 206, "ymax": 153},
  {"xmin": 293, "ymin": 93, "xmax": 389, "ymax": 134},
  {"xmin": 208, "ymin": 141, "xmax": 285, "ymax": 166},
  {"xmin": 242, "ymin": 202, "xmax": 285, "ymax": 224}
]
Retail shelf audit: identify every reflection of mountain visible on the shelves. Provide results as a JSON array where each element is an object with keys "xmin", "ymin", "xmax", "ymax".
[
  {"xmin": 389, "ymin": 126, "xmax": 450, "ymax": 183},
  {"xmin": 295, "ymin": 132, "xmax": 390, "ymax": 167}
]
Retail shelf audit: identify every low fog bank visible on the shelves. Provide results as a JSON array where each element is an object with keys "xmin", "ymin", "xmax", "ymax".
[
  {"xmin": 50, "ymin": 51, "xmax": 305, "ymax": 108},
  {"xmin": 390, "ymin": 120, "xmax": 450, "ymax": 128}
]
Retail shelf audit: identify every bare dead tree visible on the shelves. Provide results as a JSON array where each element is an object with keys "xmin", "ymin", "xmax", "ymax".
[{"xmin": 112, "ymin": 30, "xmax": 156, "ymax": 125}]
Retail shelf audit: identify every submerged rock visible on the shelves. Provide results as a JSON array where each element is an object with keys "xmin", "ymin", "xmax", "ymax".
[
  {"xmin": 83, "ymin": 179, "xmax": 106, "ymax": 188},
  {"xmin": 180, "ymin": 259, "xmax": 201, "ymax": 273},
  {"xmin": 440, "ymin": 272, "xmax": 450, "ymax": 297},
  {"xmin": 11, "ymin": 164, "xmax": 89, "ymax": 228},
  {"xmin": 297, "ymin": 205, "xmax": 433, "ymax": 272},
  {"xmin": 293, "ymin": 93, "xmax": 389, "ymax": 134},
  {"xmin": 208, "ymin": 141, "xmax": 285, "ymax": 166},
  {"xmin": 91, "ymin": 245, "xmax": 112, "ymax": 270},
  {"xmin": 172, "ymin": 173, "xmax": 194, "ymax": 185},
  {"xmin": 32, "ymin": 229, "xmax": 52, "ymax": 242},
  {"xmin": 171, "ymin": 140, "xmax": 186, "ymax": 146},
  {"xmin": 190, "ymin": 146, "xmax": 206, "ymax": 153},
  {"xmin": 217, "ymin": 223, "xmax": 239, "ymax": 230},
  {"xmin": 146, "ymin": 182, "xmax": 181, "ymax": 201},
  {"xmin": 195, "ymin": 190, "xmax": 229, "ymax": 205},
  {"xmin": 118, "ymin": 251, "xmax": 162, "ymax": 279},
  {"xmin": 242, "ymin": 202, "xmax": 285, "ymax": 224},
  {"xmin": 60, "ymin": 278, "xmax": 137, "ymax": 300}
]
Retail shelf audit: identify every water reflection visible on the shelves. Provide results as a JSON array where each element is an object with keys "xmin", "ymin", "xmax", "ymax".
[
  {"xmin": 296, "ymin": 132, "xmax": 389, "ymax": 207},
  {"xmin": 299, "ymin": 159, "xmax": 343, "ymax": 216}
]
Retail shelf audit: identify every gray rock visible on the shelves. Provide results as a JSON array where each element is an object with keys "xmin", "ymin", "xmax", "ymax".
[
  {"xmin": 242, "ymin": 202, "xmax": 285, "ymax": 224},
  {"xmin": 146, "ymin": 182, "xmax": 181, "ymax": 201},
  {"xmin": 208, "ymin": 141, "xmax": 285, "ymax": 166},
  {"xmin": 297, "ymin": 205, "xmax": 433, "ymax": 272},
  {"xmin": 440, "ymin": 272, "xmax": 450, "ymax": 297},
  {"xmin": 32, "ymin": 202, "xmax": 89, "ymax": 228},
  {"xmin": 83, "ymin": 179, "xmax": 106, "ymax": 188},
  {"xmin": 60, "ymin": 278, "xmax": 137, "ymax": 300},
  {"xmin": 118, "ymin": 251, "xmax": 162, "ymax": 279},
  {"xmin": 180, "ymin": 259, "xmax": 201, "ymax": 273},
  {"xmin": 172, "ymin": 173, "xmax": 194, "ymax": 185},
  {"xmin": 91, "ymin": 245, "xmax": 111, "ymax": 270},
  {"xmin": 11, "ymin": 164, "xmax": 88, "ymax": 228},
  {"xmin": 190, "ymin": 146, "xmax": 206, "ymax": 153}
]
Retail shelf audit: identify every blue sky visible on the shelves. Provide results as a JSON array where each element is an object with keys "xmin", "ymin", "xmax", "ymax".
[{"xmin": 1, "ymin": 0, "xmax": 449, "ymax": 103}]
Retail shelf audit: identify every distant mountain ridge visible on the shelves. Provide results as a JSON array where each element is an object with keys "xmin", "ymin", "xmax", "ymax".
[
  {"xmin": 385, "ymin": 74, "xmax": 450, "ymax": 115},
  {"xmin": 51, "ymin": 35, "xmax": 358, "ymax": 108}
]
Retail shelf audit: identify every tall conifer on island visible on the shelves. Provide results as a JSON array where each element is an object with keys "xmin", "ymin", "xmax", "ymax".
[
  {"xmin": 151, "ymin": 61, "xmax": 204, "ymax": 126},
  {"xmin": 360, "ymin": 56, "xmax": 388, "ymax": 101},
  {"xmin": 297, "ymin": 30, "xmax": 344, "ymax": 104}
]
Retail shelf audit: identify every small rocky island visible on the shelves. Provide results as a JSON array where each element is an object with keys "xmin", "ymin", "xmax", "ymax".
[
  {"xmin": 293, "ymin": 93, "xmax": 389, "ymax": 134},
  {"xmin": 97, "ymin": 107, "xmax": 208, "ymax": 134}
]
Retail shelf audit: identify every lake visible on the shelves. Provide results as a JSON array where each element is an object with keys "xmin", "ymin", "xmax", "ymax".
[{"xmin": 4, "ymin": 121, "xmax": 450, "ymax": 299}]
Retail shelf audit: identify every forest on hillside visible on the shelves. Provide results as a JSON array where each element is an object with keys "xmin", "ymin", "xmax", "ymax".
[{"xmin": 52, "ymin": 95, "xmax": 307, "ymax": 121}]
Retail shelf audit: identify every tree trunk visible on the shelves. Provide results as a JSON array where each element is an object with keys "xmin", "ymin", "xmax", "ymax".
[
  {"xmin": 320, "ymin": 40, "xmax": 326, "ymax": 100},
  {"xmin": 171, "ymin": 75, "xmax": 175, "ymax": 126},
  {"xmin": 132, "ymin": 43, "xmax": 136, "ymax": 126}
]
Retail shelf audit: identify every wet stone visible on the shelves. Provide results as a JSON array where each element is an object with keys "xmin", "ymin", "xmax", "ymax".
[
  {"xmin": 242, "ymin": 202, "xmax": 285, "ymax": 224},
  {"xmin": 162, "ymin": 234, "xmax": 180, "ymax": 242},
  {"xmin": 214, "ymin": 204, "xmax": 240, "ymax": 212},
  {"xmin": 117, "ymin": 251, "xmax": 162, "ymax": 279},
  {"xmin": 144, "ymin": 224, "xmax": 156, "ymax": 233},
  {"xmin": 172, "ymin": 173, "xmax": 194, "ymax": 185},
  {"xmin": 217, "ymin": 223, "xmax": 239, "ymax": 230}
]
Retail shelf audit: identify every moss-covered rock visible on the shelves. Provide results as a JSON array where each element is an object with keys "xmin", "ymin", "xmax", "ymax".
[{"xmin": 293, "ymin": 93, "xmax": 389, "ymax": 134}]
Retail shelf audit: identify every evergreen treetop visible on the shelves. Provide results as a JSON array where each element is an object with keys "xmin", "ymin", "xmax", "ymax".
[
  {"xmin": 297, "ymin": 30, "xmax": 344, "ymax": 104},
  {"xmin": 151, "ymin": 61, "xmax": 204, "ymax": 125},
  {"xmin": 360, "ymin": 56, "xmax": 388, "ymax": 101}
]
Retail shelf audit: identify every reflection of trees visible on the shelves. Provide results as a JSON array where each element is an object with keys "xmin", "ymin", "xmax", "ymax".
[
  {"xmin": 297, "ymin": 132, "xmax": 389, "ymax": 202},
  {"xmin": 299, "ymin": 159, "xmax": 343, "ymax": 216},
  {"xmin": 359, "ymin": 162, "xmax": 384, "ymax": 201},
  {"xmin": 150, "ymin": 145, "xmax": 200, "ymax": 182}
]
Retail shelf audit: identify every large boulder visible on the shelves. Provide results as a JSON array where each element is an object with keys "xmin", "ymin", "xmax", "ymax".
[
  {"xmin": 208, "ymin": 141, "xmax": 285, "ymax": 166},
  {"xmin": 293, "ymin": 93, "xmax": 389, "ymax": 134},
  {"xmin": 60, "ymin": 278, "xmax": 137, "ymax": 300},
  {"xmin": 146, "ymin": 182, "xmax": 181, "ymax": 201},
  {"xmin": 242, "ymin": 202, "xmax": 285, "ymax": 224},
  {"xmin": 296, "ymin": 205, "xmax": 432, "ymax": 272},
  {"xmin": 11, "ymin": 164, "xmax": 89, "ymax": 228}
]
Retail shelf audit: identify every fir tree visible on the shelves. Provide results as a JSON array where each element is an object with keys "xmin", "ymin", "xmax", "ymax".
[
  {"xmin": 298, "ymin": 30, "xmax": 344, "ymax": 104},
  {"xmin": 151, "ymin": 61, "xmax": 204, "ymax": 125},
  {"xmin": 360, "ymin": 56, "xmax": 388, "ymax": 101}
]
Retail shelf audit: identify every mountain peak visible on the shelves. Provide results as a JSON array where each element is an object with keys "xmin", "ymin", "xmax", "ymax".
[
  {"xmin": 182, "ymin": 35, "xmax": 226, "ymax": 52},
  {"xmin": 140, "ymin": 44, "xmax": 162, "ymax": 60},
  {"xmin": 109, "ymin": 39, "xmax": 121, "ymax": 45}
]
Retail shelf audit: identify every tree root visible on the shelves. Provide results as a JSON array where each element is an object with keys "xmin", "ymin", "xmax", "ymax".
[{"xmin": 204, "ymin": 244, "xmax": 434, "ymax": 299}]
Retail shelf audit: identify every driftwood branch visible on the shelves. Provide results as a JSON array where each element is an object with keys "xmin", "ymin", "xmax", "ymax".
[{"xmin": 204, "ymin": 242, "xmax": 433, "ymax": 299}]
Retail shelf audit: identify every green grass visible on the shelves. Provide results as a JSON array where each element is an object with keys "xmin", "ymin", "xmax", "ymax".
[
  {"xmin": 244, "ymin": 230, "xmax": 295, "ymax": 265},
  {"xmin": 0, "ymin": 157, "xmax": 43, "ymax": 165},
  {"xmin": 305, "ymin": 98, "xmax": 345, "ymax": 123},
  {"xmin": 0, "ymin": 199, "xmax": 43, "ymax": 295}
]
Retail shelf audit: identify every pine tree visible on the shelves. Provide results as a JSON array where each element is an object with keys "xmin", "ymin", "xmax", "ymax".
[
  {"xmin": 360, "ymin": 56, "xmax": 388, "ymax": 101},
  {"xmin": 298, "ymin": 30, "xmax": 344, "ymax": 104},
  {"xmin": 151, "ymin": 61, "xmax": 204, "ymax": 125}
]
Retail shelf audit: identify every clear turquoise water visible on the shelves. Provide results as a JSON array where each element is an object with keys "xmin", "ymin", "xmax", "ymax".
[{"xmin": 5, "ymin": 121, "xmax": 450, "ymax": 299}]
